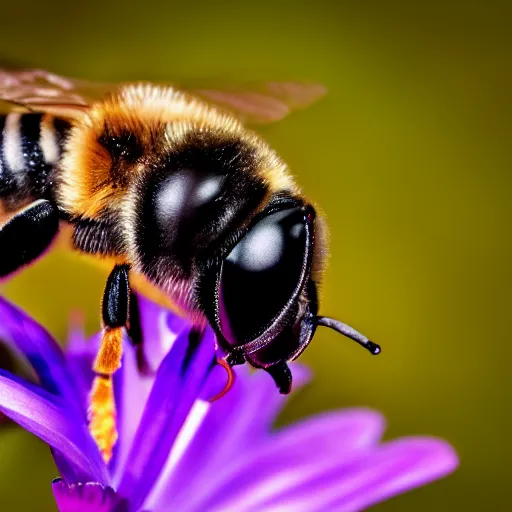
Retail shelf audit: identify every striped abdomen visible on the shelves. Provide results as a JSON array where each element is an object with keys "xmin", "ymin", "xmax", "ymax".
[{"xmin": 0, "ymin": 113, "xmax": 69, "ymax": 210}]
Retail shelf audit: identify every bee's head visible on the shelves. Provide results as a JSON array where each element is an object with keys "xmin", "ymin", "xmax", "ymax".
[{"xmin": 201, "ymin": 198, "xmax": 380, "ymax": 394}]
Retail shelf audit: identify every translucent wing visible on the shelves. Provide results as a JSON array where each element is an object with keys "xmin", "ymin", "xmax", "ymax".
[
  {"xmin": 188, "ymin": 81, "xmax": 327, "ymax": 124},
  {"xmin": 0, "ymin": 68, "xmax": 112, "ymax": 118},
  {"xmin": 0, "ymin": 68, "xmax": 326, "ymax": 123}
]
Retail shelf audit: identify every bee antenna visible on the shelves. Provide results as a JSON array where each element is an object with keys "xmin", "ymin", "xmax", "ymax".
[{"xmin": 315, "ymin": 316, "xmax": 381, "ymax": 355}]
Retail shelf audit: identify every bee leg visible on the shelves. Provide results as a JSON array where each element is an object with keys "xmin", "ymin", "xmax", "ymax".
[
  {"xmin": 88, "ymin": 264, "xmax": 130, "ymax": 463},
  {"xmin": 0, "ymin": 200, "xmax": 59, "ymax": 278},
  {"xmin": 264, "ymin": 362, "xmax": 293, "ymax": 394},
  {"xmin": 226, "ymin": 351, "xmax": 246, "ymax": 367}
]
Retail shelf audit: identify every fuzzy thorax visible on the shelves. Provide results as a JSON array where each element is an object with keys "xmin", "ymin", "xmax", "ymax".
[{"xmin": 57, "ymin": 83, "xmax": 297, "ymax": 221}]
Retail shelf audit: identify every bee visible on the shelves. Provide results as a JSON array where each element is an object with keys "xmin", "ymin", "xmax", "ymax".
[{"xmin": 0, "ymin": 69, "xmax": 380, "ymax": 461}]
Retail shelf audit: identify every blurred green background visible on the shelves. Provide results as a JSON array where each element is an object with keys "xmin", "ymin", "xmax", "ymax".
[{"xmin": 0, "ymin": 0, "xmax": 510, "ymax": 510}]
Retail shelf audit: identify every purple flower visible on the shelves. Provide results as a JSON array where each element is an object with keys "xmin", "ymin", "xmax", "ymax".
[{"xmin": 0, "ymin": 295, "xmax": 457, "ymax": 511}]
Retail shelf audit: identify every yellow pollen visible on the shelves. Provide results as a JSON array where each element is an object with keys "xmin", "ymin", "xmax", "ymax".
[
  {"xmin": 88, "ymin": 375, "xmax": 117, "ymax": 463},
  {"xmin": 88, "ymin": 326, "xmax": 124, "ymax": 463}
]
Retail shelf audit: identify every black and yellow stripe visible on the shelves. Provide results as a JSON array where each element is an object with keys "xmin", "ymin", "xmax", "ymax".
[{"xmin": 0, "ymin": 113, "xmax": 69, "ymax": 208}]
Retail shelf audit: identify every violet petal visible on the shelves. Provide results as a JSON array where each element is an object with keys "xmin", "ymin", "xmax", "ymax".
[
  {"xmin": 224, "ymin": 437, "xmax": 457, "ymax": 512},
  {"xmin": 120, "ymin": 327, "xmax": 215, "ymax": 511},
  {"xmin": 0, "ymin": 369, "xmax": 109, "ymax": 485},
  {"xmin": 147, "ymin": 363, "xmax": 311, "ymax": 510},
  {"xmin": 0, "ymin": 297, "xmax": 80, "ymax": 409},
  {"xmin": 191, "ymin": 408, "xmax": 385, "ymax": 511},
  {"xmin": 137, "ymin": 294, "xmax": 189, "ymax": 372},
  {"xmin": 323, "ymin": 437, "xmax": 459, "ymax": 511},
  {"xmin": 65, "ymin": 327, "xmax": 98, "ymax": 413},
  {"xmin": 52, "ymin": 449, "xmax": 98, "ymax": 486},
  {"xmin": 52, "ymin": 478, "xmax": 126, "ymax": 512},
  {"xmin": 110, "ymin": 340, "xmax": 154, "ymax": 485},
  {"xmin": 116, "ymin": 325, "xmax": 191, "ymax": 503}
]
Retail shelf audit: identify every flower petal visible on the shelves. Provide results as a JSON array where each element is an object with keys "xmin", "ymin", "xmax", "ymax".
[
  {"xmin": 137, "ymin": 294, "xmax": 189, "ymax": 372},
  {"xmin": 0, "ymin": 297, "xmax": 80, "ymax": 408},
  {"xmin": 66, "ymin": 328, "xmax": 156, "ymax": 483},
  {"xmin": 65, "ymin": 337, "xmax": 100, "ymax": 421},
  {"xmin": 52, "ymin": 478, "xmax": 126, "ymax": 512},
  {"xmin": 118, "ymin": 327, "xmax": 215, "ymax": 511},
  {"xmin": 145, "ymin": 363, "xmax": 311, "ymax": 510},
  {"xmin": 110, "ymin": 340, "xmax": 155, "ymax": 485},
  {"xmin": 182, "ymin": 408, "xmax": 385, "ymax": 512},
  {"xmin": 65, "ymin": 323, "xmax": 98, "ymax": 411},
  {"xmin": 199, "ymin": 362, "xmax": 311, "ymax": 466},
  {"xmin": 110, "ymin": 299, "xmax": 189, "ymax": 481},
  {"xmin": 221, "ymin": 437, "xmax": 457, "ymax": 512},
  {"xmin": 0, "ymin": 369, "xmax": 110, "ymax": 485},
  {"xmin": 320, "ymin": 438, "xmax": 459, "ymax": 512}
]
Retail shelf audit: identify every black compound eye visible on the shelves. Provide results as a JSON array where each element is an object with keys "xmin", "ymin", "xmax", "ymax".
[{"xmin": 218, "ymin": 206, "xmax": 308, "ymax": 345}]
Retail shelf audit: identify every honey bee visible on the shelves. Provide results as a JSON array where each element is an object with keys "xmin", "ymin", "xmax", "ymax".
[{"xmin": 0, "ymin": 69, "xmax": 380, "ymax": 461}]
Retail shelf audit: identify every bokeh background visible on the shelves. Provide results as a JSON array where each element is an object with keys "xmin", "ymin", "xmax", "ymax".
[{"xmin": 0, "ymin": 0, "xmax": 510, "ymax": 510}]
